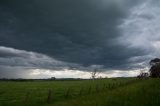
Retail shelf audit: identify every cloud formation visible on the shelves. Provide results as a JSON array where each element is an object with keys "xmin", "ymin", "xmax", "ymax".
[
  {"xmin": 0, "ymin": 0, "xmax": 140, "ymax": 68},
  {"xmin": 0, "ymin": 46, "xmax": 70, "ymax": 69},
  {"xmin": 118, "ymin": 0, "xmax": 160, "ymax": 69},
  {"xmin": 0, "ymin": 46, "xmax": 105, "ymax": 78},
  {"xmin": 0, "ymin": 0, "xmax": 159, "ymax": 78}
]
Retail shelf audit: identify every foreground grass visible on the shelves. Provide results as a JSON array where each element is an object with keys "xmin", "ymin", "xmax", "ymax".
[
  {"xmin": 55, "ymin": 78, "xmax": 160, "ymax": 106},
  {"xmin": 0, "ymin": 78, "xmax": 159, "ymax": 106}
]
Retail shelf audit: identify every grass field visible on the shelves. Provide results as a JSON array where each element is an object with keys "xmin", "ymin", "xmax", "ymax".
[{"xmin": 0, "ymin": 78, "xmax": 160, "ymax": 106}]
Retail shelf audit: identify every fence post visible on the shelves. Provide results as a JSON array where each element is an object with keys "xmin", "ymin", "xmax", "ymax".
[
  {"xmin": 79, "ymin": 87, "xmax": 83, "ymax": 96},
  {"xmin": 65, "ymin": 88, "xmax": 71, "ymax": 98},
  {"xmin": 96, "ymin": 84, "xmax": 99, "ymax": 92},
  {"xmin": 24, "ymin": 91, "xmax": 30, "ymax": 106},
  {"xmin": 47, "ymin": 89, "xmax": 53, "ymax": 104},
  {"xmin": 88, "ymin": 86, "xmax": 91, "ymax": 94}
]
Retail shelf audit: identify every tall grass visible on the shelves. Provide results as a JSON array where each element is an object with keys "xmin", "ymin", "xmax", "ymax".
[{"xmin": 0, "ymin": 78, "xmax": 159, "ymax": 106}]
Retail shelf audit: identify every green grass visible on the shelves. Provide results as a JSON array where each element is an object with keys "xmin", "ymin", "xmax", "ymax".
[{"xmin": 0, "ymin": 78, "xmax": 159, "ymax": 106}]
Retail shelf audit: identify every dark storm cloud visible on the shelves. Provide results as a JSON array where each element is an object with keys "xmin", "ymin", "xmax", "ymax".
[
  {"xmin": 0, "ymin": 0, "xmax": 148, "ymax": 75},
  {"xmin": 0, "ymin": 46, "xmax": 104, "ymax": 71}
]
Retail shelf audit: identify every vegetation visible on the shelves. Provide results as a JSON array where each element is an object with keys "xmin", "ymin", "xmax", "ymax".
[
  {"xmin": 90, "ymin": 69, "xmax": 99, "ymax": 80},
  {"xmin": 0, "ymin": 78, "xmax": 160, "ymax": 106},
  {"xmin": 150, "ymin": 58, "xmax": 160, "ymax": 78}
]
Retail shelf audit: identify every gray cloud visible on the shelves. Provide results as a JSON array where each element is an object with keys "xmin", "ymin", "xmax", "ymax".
[
  {"xmin": 0, "ymin": 1, "xmax": 140, "ymax": 66},
  {"xmin": 0, "ymin": 0, "xmax": 158, "ymax": 78},
  {"xmin": 0, "ymin": 46, "xmax": 107, "ymax": 78},
  {"xmin": 118, "ymin": 0, "xmax": 160, "ymax": 70},
  {"xmin": 0, "ymin": 46, "xmax": 70, "ymax": 69},
  {"xmin": 0, "ymin": 46, "xmax": 105, "ymax": 77}
]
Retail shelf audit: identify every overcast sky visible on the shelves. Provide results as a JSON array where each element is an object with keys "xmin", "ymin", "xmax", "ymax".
[{"xmin": 0, "ymin": 0, "xmax": 160, "ymax": 78}]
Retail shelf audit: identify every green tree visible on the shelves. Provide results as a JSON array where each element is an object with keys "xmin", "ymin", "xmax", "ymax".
[{"xmin": 149, "ymin": 58, "xmax": 160, "ymax": 78}]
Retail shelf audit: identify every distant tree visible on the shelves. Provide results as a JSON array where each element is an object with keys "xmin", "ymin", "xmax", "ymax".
[
  {"xmin": 137, "ymin": 72, "xmax": 149, "ymax": 79},
  {"xmin": 90, "ymin": 69, "xmax": 99, "ymax": 80},
  {"xmin": 149, "ymin": 58, "xmax": 160, "ymax": 78},
  {"xmin": 50, "ymin": 77, "xmax": 56, "ymax": 80}
]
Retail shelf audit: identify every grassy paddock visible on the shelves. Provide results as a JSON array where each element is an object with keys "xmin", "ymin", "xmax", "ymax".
[{"xmin": 0, "ymin": 78, "xmax": 159, "ymax": 106}]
